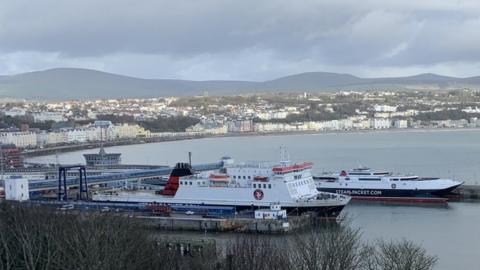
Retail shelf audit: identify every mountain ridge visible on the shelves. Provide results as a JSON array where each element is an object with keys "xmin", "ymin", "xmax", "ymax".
[{"xmin": 0, "ymin": 68, "xmax": 478, "ymax": 100}]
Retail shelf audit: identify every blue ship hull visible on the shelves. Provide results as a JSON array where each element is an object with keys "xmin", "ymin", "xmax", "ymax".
[{"xmin": 317, "ymin": 184, "xmax": 461, "ymax": 198}]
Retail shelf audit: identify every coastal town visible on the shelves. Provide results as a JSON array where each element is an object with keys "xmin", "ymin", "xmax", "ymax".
[
  {"xmin": 3, "ymin": 1, "xmax": 480, "ymax": 269},
  {"xmin": 1, "ymin": 89, "xmax": 480, "ymax": 156}
]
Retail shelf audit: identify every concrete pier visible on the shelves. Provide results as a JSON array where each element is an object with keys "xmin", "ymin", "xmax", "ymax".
[
  {"xmin": 456, "ymin": 185, "xmax": 480, "ymax": 200},
  {"xmin": 137, "ymin": 214, "xmax": 320, "ymax": 234}
]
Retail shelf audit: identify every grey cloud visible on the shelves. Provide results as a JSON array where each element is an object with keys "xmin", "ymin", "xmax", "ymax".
[{"xmin": 0, "ymin": 0, "xmax": 480, "ymax": 79}]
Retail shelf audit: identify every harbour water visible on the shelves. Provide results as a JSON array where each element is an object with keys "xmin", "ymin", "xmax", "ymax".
[{"xmin": 31, "ymin": 129, "xmax": 480, "ymax": 269}]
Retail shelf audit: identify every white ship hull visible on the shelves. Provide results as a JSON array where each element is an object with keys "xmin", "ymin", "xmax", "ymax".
[
  {"xmin": 315, "ymin": 167, "xmax": 463, "ymax": 200},
  {"xmin": 93, "ymin": 158, "xmax": 351, "ymax": 217}
]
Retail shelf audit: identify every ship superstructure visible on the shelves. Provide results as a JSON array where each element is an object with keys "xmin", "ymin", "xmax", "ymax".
[
  {"xmin": 93, "ymin": 156, "xmax": 351, "ymax": 217},
  {"xmin": 315, "ymin": 167, "xmax": 463, "ymax": 200}
]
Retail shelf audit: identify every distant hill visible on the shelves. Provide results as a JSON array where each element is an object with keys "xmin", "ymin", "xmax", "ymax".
[{"xmin": 0, "ymin": 68, "xmax": 479, "ymax": 100}]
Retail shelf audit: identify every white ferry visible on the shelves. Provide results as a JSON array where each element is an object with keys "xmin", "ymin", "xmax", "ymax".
[
  {"xmin": 92, "ymin": 157, "xmax": 351, "ymax": 218},
  {"xmin": 314, "ymin": 167, "xmax": 463, "ymax": 201}
]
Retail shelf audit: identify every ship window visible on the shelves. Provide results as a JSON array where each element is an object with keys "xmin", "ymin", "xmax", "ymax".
[
  {"xmin": 345, "ymin": 177, "xmax": 350, "ymax": 180},
  {"xmin": 263, "ymin": 184, "xmax": 266, "ymax": 189},
  {"xmin": 233, "ymin": 176, "xmax": 236, "ymax": 179},
  {"xmin": 243, "ymin": 176, "xmax": 246, "ymax": 179},
  {"xmin": 358, "ymin": 178, "xmax": 381, "ymax": 181},
  {"xmin": 268, "ymin": 184, "xmax": 271, "ymax": 189},
  {"xmin": 248, "ymin": 176, "xmax": 251, "ymax": 179},
  {"xmin": 189, "ymin": 182, "xmax": 192, "ymax": 185},
  {"xmin": 253, "ymin": 184, "xmax": 256, "ymax": 188},
  {"xmin": 400, "ymin": 177, "xmax": 418, "ymax": 181}
]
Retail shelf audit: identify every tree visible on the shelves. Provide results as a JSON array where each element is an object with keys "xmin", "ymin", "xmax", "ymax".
[
  {"xmin": 290, "ymin": 224, "xmax": 368, "ymax": 270},
  {"xmin": 224, "ymin": 235, "xmax": 291, "ymax": 270},
  {"xmin": 373, "ymin": 239, "xmax": 437, "ymax": 270},
  {"xmin": 0, "ymin": 202, "xmax": 438, "ymax": 270}
]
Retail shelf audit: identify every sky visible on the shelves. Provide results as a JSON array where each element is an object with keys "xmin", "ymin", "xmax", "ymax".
[{"xmin": 1, "ymin": 0, "xmax": 480, "ymax": 81}]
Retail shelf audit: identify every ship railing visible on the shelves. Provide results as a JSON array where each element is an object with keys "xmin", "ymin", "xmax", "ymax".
[{"xmin": 235, "ymin": 161, "xmax": 279, "ymax": 168}]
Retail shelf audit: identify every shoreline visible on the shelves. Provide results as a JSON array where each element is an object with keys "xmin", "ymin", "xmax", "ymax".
[{"xmin": 23, "ymin": 126, "xmax": 480, "ymax": 158}]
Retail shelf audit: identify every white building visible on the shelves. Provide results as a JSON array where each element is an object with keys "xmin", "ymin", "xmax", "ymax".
[
  {"xmin": 374, "ymin": 105, "xmax": 397, "ymax": 112},
  {"xmin": 463, "ymin": 107, "xmax": 480, "ymax": 113},
  {"xmin": 4, "ymin": 177, "xmax": 29, "ymax": 201},
  {"xmin": 337, "ymin": 119, "xmax": 353, "ymax": 130},
  {"xmin": 370, "ymin": 118, "xmax": 391, "ymax": 129},
  {"xmin": 112, "ymin": 124, "xmax": 145, "ymax": 139},
  {"xmin": 44, "ymin": 131, "xmax": 68, "ymax": 145},
  {"xmin": 352, "ymin": 119, "xmax": 371, "ymax": 129},
  {"xmin": 186, "ymin": 124, "xmax": 228, "ymax": 135},
  {"xmin": 32, "ymin": 112, "xmax": 66, "ymax": 123},
  {"xmin": 91, "ymin": 123, "xmax": 116, "ymax": 141},
  {"xmin": 393, "ymin": 119, "xmax": 408, "ymax": 129},
  {"xmin": 228, "ymin": 120, "xmax": 254, "ymax": 133},
  {"xmin": 65, "ymin": 129, "xmax": 89, "ymax": 143},
  {"xmin": 254, "ymin": 122, "xmax": 297, "ymax": 132},
  {"xmin": 254, "ymin": 204, "xmax": 287, "ymax": 220},
  {"xmin": 2, "ymin": 108, "xmax": 26, "ymax": 117},
  {"xmin": 470, "ymin": 117, "xmax": 480, "ymax": 127},
  {"xmin": 85, "ymin": 127, "xmax": 102, "ymax": 142},
  {"xmin": 256, "ymin": 111, "xmax": 289, "ymax": 120},
  {"xmin": 0, "ymin": 132, "xmax": 37, "ymax": 148}
]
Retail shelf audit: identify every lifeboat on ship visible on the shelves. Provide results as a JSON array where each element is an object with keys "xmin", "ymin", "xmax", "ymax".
[
  {"xmin": 254, "ymin": 176, "xmax": 268, "ymax": 181},
  {"xmin": 209, "ymin": 173, "xmax": 230, "ymax": 186}
]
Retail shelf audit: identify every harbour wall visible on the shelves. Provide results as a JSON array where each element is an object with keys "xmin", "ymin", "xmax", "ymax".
[
  {"xmin": 456, "ymin": 185, "xmax": 480, "ymax": 200},
  {"xmin": 138, "ymin": 214, "xmax": 320, "ymax": 234}
]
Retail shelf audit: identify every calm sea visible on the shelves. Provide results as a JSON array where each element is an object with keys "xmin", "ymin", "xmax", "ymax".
[{"xmin": 30, "ymin": 129, "xmax": 480, "ymax": 269}]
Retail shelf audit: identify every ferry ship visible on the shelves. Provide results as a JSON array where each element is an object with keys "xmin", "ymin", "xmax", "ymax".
[
  {"xmin": 314, "ymin": 167, "xmax": 463, "ymax": 202},
  {"xmin": 92, "ymin": 157, "xmax": 351, "ymax": 218}
]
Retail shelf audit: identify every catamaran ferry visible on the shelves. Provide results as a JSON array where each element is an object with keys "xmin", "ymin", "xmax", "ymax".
[
  {"xmin": 92, "ymin": 157, "xmax": 351, "ymax": 217},
  {"xmin": 314, "ymin": 167, "xmax": 463, "ymax": 202}
]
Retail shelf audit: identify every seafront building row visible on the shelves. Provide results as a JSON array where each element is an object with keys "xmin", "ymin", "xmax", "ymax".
[
  {"xmin": 2, "ymin": 116, "xmax": 480, "ymax": 150},
  {"xmin": 0, "ymin": 122, "xmax": 148, "ymax": 148}
]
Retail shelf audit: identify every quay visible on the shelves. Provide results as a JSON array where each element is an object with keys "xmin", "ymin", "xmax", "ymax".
[
  {"xmin": 454, "ymin": 185, "xmax": 480, "ymax": 200},
  {"xmin": 138, "ymin": 215, "xmax": 293, "ymax": 233},
  {"xmin": 13, "ymin": 200, "xmax": 320, "ymax": 234},
  {"xmin": 4, "ymin": 161, "xmax": 223, "ymax": 192}
]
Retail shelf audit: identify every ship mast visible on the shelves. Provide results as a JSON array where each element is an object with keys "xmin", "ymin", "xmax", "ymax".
[
  {"xmin": 0, "ymin": 146, "xmax": 4, "ymax": 181},
  {"xmin": 279, "ymin": 146, "xmax": 290, "ymax": 167}
]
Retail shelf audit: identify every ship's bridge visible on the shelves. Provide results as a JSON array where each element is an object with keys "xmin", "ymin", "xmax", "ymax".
[{"xmin": 346, "ymin": 167, "xmax": 391, "ymax": 176}]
